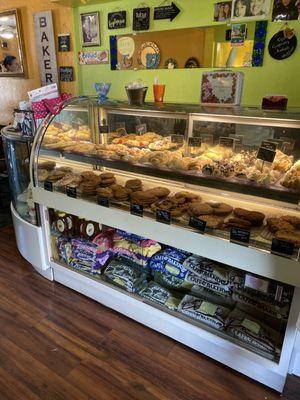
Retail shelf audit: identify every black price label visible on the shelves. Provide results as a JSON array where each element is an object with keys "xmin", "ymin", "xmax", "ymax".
[
  {"xmin": 156, "ymin": 209, "xmax": 171, "ymax": 225},
  {"xmin": 130, "ymin": 203, "xmax": 143, "ymax": 217},
  {"xmin": 188, "ymin": 137, "xmax": 202, "ymax": 147},
  {"xmin": 219, "ymin": 137, "xmax": 234, "ymax": 148},
  {"xmin": 230, "ymin": 227, "xmax": 250, "ymax": 246},
  {"xmin": 256, "ymin": 147, "xmax": 276, "ymax": 163},
  {"xmin": 261, "ymin": 141, "xmax": 277, "ymax": 151},
  {"xmin": 66, "ymin": 186, "xmax": 77, "ymax": 198},
  {"xmin": 44, "ymin": 180, "xmax": 53, "ymax": 192},
  {"xmin": 189, "ymin": 216, "xmax": 206, "ymax": 233},
  {"xmin": 99, "ymin": 125, "xmax": 109, "ymax": 133},
  {"xmin": 98, "ymin": 197, "xmax": 110, "ymax": 208},
  {"xmin": 136, "ymin": 123, "xmax": 147, "ymax": 134},
  {"xmin": 271, "ymin": 238, "xmax": 295, "ymax": 257},
  {"xmin": 171, "ymin": 135, "xmax": 184, "ymax": 145}
]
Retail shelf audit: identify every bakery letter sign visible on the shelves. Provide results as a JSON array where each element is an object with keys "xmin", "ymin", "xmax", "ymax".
[{"xmin": 33, "ymin": 11, "xmax": 58, "ymax": 86}]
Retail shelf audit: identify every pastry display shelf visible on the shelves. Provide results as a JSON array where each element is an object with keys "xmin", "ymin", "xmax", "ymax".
[
  {"xmin": 38, "ymin": 149, "xmax": 300, "ymax": 204},
  {"xmin": 46, "ymin": 253, "xmax": 300, "ymax": 393},
  {"xmin": 33, "ymin": 187, "xmax": 300, "ymax": 288}
]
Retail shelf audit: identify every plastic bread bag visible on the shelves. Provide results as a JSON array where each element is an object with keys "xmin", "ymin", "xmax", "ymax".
[
  {"xmin": 104, "ymin": 258, "xmax": 148, "ymax": 293},
  {"xmin": 154, "ymin": 271, "xmax": 193, "ymax": 292},
  {"xmin": 138, "ymin": 281, "xmax": 182, "ymax": 311},
  {"xmin": 183, "ymin": 255, "xmax": 233, "ymax": 285},
  {"xmin": 149, "ymin": 248, "xmax": 191, "ymax": 279},
  {"xmin": 70, "ymin": 238, "xmax": 98, "ymax": 268},
  {"xmin": 57, "ymin": 236, "xmax": 71, "ymax": 264},
  {"xmin": 191, "ymin": 285, "xmax": 235, "ymax": 309},
  {"xmin": 226, "ymin": 308, "xmax": 281, "ymax": 358},
  {"xmin": 178, "ymin": 295, "xmax": 231, "ymax": 331},
  {"xmin": 185, "ymin": 271, "xmax": 232, "ymax": 295}
]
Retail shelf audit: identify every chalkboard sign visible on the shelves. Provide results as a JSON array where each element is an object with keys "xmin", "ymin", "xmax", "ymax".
[
  {"xmin": 44, "ymin": 181, "xmax": 53, "ymax": 192},
  {"xmin": 261, "ymin": 141, "xmax": 277, "ymax": 151},
  {"xmin": 189, "ymin": 216, "xmax": 206, "ymax": 233},
  {"xmin": 130, "ymin": 203, "xmax": 143, "ymax": 217},
  {"xmin": 230, "ymin": 227, "xmax": 250, "ymax": 246},
  {"xmin": 98, "ymin": 197, "xmax": 110, "ymax": 208},
  {"xmin": 156, "ymin": 209, "xmax": 171, "ymax": 225},
  {"xmin": 108, "ymin": 11, "xmax": 126, "ymax": 29},
  {"xmin": 66, "ymin": 186, "xmax": 77, "ymax": 198},
  {"xmin": 256, "ymin": 147, "xmax": 276, "ymax": 163},
  {"xmin": 219, "ymin": 137, "xmax": 234, "ymax": 148},
  {"xmin": 99, "ymin": 125, "xmax": 109, "ymax": 133},
  {"xmin": 271, "ymin": 238, "xmax": 295, "ymax": 257},
  {"xmin": 171, "ymin": 135, "xmax": 184, "ymax": 145},
  {"xmin": 268, "ymin": 30, "xmax": 297, "ymax": 60},
  {"xmin": 59, "ymin": 66, "xmax": 74, "ymax": 82},
  {"xmin": 133, "ymin": 7, "xmax": 150, "ymax": 31},
  {"xmin": 188, "ymin": 137, "xmax": 202, "ymax": 147},
  {"xmin": 154, "ymin": 2, "xmax": 180, "ymax": 21},
  {"xmin": 58, "ymin": 33, "xmax": 71, "ymax": 52}
]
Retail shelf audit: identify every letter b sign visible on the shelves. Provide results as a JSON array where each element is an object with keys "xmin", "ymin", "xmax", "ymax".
[{"xmin": 39, "ymin": 17, "xmax": 47, "ymax": 28}]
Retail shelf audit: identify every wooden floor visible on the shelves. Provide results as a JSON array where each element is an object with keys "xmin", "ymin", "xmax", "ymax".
[{"xmin": 0, "ymin": 225, "xmax": 299, "ymax": 400}]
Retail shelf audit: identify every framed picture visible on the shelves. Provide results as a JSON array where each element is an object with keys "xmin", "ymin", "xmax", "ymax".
[
  {"xmin": 214, "ymin": 2, "xmax": 232, "ymax": 21},
  {"xmin": 272, "ymin": 0, "xmax": 300, "ymax": 21},
  {"xmin": 231, "ymin": 0, "xmax": 271, "ymax": 20},
  {"xmin": 80, "ymin": 12, "xmax": 100, "ymax": 47}
]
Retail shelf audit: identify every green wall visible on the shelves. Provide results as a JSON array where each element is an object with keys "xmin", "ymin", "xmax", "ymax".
[{"xmin": 73, "ymin": 0, "xmax": 300, "ymax": 106}]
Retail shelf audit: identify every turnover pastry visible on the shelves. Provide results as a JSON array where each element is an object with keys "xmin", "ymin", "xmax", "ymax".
[{"xmin": 233, "ymin": 208, "xmax": 265, "ymax": 226}]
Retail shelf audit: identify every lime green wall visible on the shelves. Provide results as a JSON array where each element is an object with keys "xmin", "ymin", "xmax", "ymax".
[{"xmin": 73, "ymin": 0, "xmax": 300, "ymax": 106}]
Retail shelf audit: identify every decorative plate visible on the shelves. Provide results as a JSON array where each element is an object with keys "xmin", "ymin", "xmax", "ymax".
[
  {"xmin": 138, "ymin": 41, "xmax": 160, "ymax": 69},
  {"xmin": 184, "ymin": 57, "xmax": 200, "ymax": 68},
  {"xmin": 164, "ymin": 58, "xmax": 178, "ymax": 69}
]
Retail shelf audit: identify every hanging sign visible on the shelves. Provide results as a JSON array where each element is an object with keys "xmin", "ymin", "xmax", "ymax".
[
  {"xmin": 78, "ymin": 50, "xmax": 109, "ymax": 65},
  {"xmin": 59, "ymin": 66, "xmax": 74, "ymax": 82},
  {"xmin": 58, "ymin": 33, "xmax": 71, "ymax": 52},
  {"xmin": 33, "ymin": 11, "xmax": 58, "ymax": 86},
  {"xmin": 268, "ymin": 28, "xmax": 297, "ymax": 60},
  {"xmin": 154, "ymin": 2, "xmax": 180, "ymax": 21},
  {"xmin": 108, "ymin": 11, "xmax": 126, "ymax": 29},
  {"xmin": 133, "ymin": 7, "xmax": 150, "ymax": 31}
]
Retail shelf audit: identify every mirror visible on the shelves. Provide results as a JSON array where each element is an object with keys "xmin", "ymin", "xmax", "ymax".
[
  {"xmin": 0, "ymin": 9, "xmax": 26, "ymax": 77},
  {"xmin": 110, "ymin": 22, "xmax": 267, "ymax": 71}
]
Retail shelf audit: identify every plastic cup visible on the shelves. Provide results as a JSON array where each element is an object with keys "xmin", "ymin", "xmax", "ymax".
[{"xmin": 153, "ymin": 84, "xmax": 165, "ymax": 103}]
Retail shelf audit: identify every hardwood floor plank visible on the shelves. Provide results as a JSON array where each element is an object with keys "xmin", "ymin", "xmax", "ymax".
[{"xmin": 0, "ymin": 367, "xmax": 40, "ymax": 400}]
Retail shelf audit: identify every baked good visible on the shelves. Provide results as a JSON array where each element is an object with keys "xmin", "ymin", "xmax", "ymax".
[
  {"xmin": 267, "ymin": 217, "xmax": 295, "ymax": 233},
  {"xmin": 226, "ymin": 218, "xmax": 252, "ymax": 229},
  {"xmin": 188, "ymin": 202, "xmax": 213, "ymax": 217},
  {"xmin": 275, "ymin": 230, "xmax": 300, "ymax": 246},
  {"xmin": 131, "ymin": 190, "xmax": 157, "ymax": 206},
  {"xmin": 100, "ymin": 172, "xmax": 115, "ymax": 180},
  {"xmin": 96, "ymin": 187, "xmax": 114, "ymax": 199},
  {"xmin": 281, "ymin": 215, "xmax": 300, "ymax": 229},
  {"xmin": 234, "ymin": 208, "xmax": 265, "ymax": 226},
  {"xmin": 175, "ymin": 191, "xmax": 200, "ymax": 202},
  {"xmin": 110, "ymin": 184, "xmax": 125, "ymax": 192},
  {"xmin": 113, "ymin": 187, "xmax": 132, "ymax": 201},
  {"xmin": 125, "ymin": 179, "xmax": 143, "ymax": 192},
  {"xmin": 210, "ymin": 202, "xmax": 233, "ymax": 216},
  {"xmin": 38, "ymin": 169, "xmax": 49, "ymax": 181},
  {"xmin": 197, "ymin": 215, "xmax": 224, "ymax": 229},
  {"xmin": 38, "ymin": 161, "xmax": 56, "ymax": 171},
  {"xmin": 147, "ymin": 187, "xmax": 170, "ymax": 198}
]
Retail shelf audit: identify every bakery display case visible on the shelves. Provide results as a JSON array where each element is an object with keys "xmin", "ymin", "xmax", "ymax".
[{"xmin": 30, "ymin": 97, "xmax": 300, "ymax": 392}]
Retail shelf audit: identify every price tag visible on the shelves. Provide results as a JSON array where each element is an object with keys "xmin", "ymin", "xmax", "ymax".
[
  {"xmin": 188, "ymin": 137, "xmax": 202, "ymax": 147},
  {"xmin": 98, "ymin": 197, "xmax": 110, "ymax": 208},
  {"xmin": 44, "ymin": 180, "xmax": 53, "ymax": 192},
  {"xmin": 171, "ymin": 135, "xmax": 184, "ymax": 145},
  {"xmin": 230, "ymin": 227, "xmax": 250, "ymax": 246},
  {"xmin": 201, "ymin": 134, "xmax": 214, "ymax": 145},
  {"xmin": 256, "ymin": 147, "xmax": 276, "ymax": 163},
  {"xmin": 66, "ymin": 186, "xmax": 77, "ymax": 198},
  {"xmin": 271, "ymin": 238, "xmax": 295, "ymax": 257},
  {"xmin": 261, "ymin": 141, "xmax": 277, "ymax": 151},
  {"xmin": 189, "ymin": 216, "xmax": 206, "ymax": 233},
  {"xmin": 130, "ymin": 203, "xmax": 143, "ymax": 217},
  {"xmin": 244, "ymin": 274, "xmax": 269, "ymax": 293},
  {"xmin": 99, "ymin": 125, "xmax": 109, "ymax": 133},
  {"xmin": 136, "ymin": 124, "xmax": 147, "ymax": 134},
  {"xmin": 219, "ymin": 137, "xmax": 234, "ymax": 148},
  {"xmin": 156, "ymin": 209, "xmax": 171, "ymax": 225}
]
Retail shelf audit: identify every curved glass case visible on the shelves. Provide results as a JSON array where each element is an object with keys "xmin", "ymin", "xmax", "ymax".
[
  {"xmin": 2, "ymin": 127, "xmax": 38, "ymax": 225},
  {"xmin": 32, "ymin": 98, "xmax": 300, "ymax": 260}
]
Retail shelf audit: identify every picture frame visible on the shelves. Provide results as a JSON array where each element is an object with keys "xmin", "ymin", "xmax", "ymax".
[
  {"xmin": 80, "ymin": 12, "xmax": 100, "ymax": 47},
  {"xmin": 231, "ymin": 0, "xmax": 271, "ymax": 21},
  {"xmin": 272, "ymin": 0, "xmax": 300, "ymax": 21},
  {"xmin": 0, "ymin": 9, "xmax": 27, "ymax": 77},
  {"xmin": 214, "ymin": 2, "xmax": 232, "ymax": 22}
]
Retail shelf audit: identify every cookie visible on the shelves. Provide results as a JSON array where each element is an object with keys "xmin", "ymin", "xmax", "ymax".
[
  {"xmin": 234, "ymin": 208, "xmax": 265, "ymax": 226},
  {"xmin": 96, "ymin": 187, "xmax": 114, "ymax": 199},
  {"xmin": 188, "ymin": 202, "xmax": 213, "ymax": 217},
  {"xmin": 226, "ymin": 218, "xmax": 252, "ymax": 229},
  {"xmin": 38, "ymin": 161, "xmax": 56, "ymax": 171},
  {"xmin": 175, "ymin": 191, "xmax": 201, "ymax": 201},
  {"xmin": 148, "ymin": 187, "xmax": 170, "ymax": 198},
  {"xmin": 131, "ymin": 190, "xmax": 157, "ymax": 206},
  {"xmin": 81, "ymin": 171, "xmax": 99, "ymax": 180},
  {"xmin": 100, "ymin": 177, "xmax": 117, "ymax": 187},
  {"xmin": 275, "ymin": 230, "xmax": 300, "ymax": 246},
  {"xmin": 113, "ymin": 187, "xmax": 132, "ymax": 200},
  {"xmin": 197, "ymin": 215, "xmax": 224, "ymax": 229},
  {"xmin": 212, "ymin": 203, "xmax": 233, "ymax": 216},
  {"xmin": 100, "ymin": 172, "xmax": 115, "ymax": 180},
  {"xmin": 110, "ymin": 184, "xmax": 124, "ymax": 192},
  {"xmin": 267, "ymin": 218, "xmax": 295, "ymax": 233},
  {"xmin": 125, "ymin": 179, "xmax": 143, "ymax": 191},
  {"xmin": 281, "ymin": 215, "xmax": 300, "ymax": 229}
]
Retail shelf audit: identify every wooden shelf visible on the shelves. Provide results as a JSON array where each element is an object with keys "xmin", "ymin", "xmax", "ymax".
[{"xmin": 51, "ymin": 0, "xmax": 118, "ymax": 7}]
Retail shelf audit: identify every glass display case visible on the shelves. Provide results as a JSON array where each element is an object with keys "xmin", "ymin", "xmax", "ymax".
[
  {"xmin": 32, "ymin": 98, "xmax": 300, "ymax": 261},
  {"xmin": 2, "ymin": 127, "xmax": 38, "ymax": 225}
]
